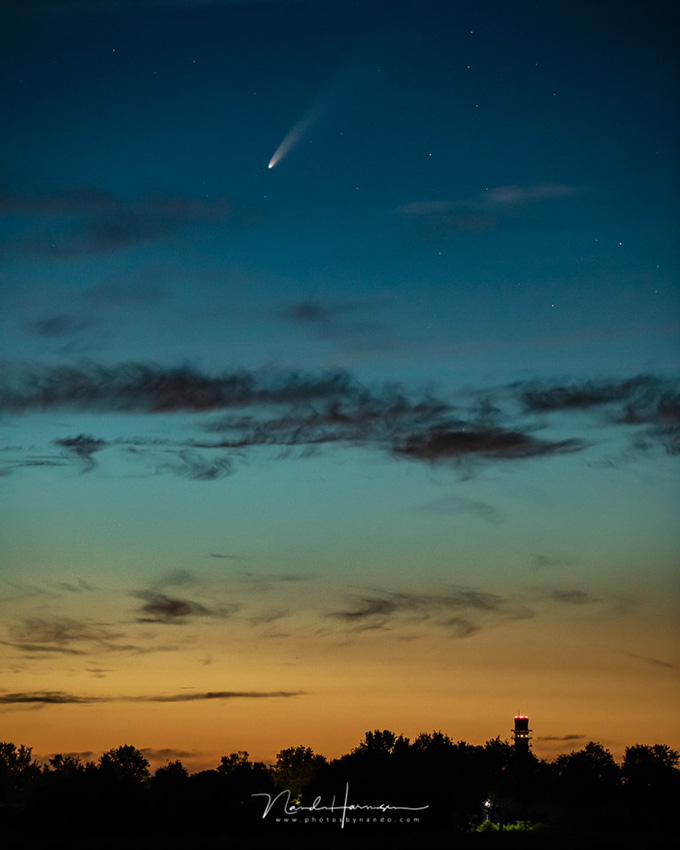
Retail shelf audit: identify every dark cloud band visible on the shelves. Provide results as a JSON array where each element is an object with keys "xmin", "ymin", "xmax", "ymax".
[
  {"xmin": 2, "ymin": 364, "xmax": 677, "ymax": 480},
  {"xmin": 0, "ymin": 689, "xmax": 305, "ymax": 707}
]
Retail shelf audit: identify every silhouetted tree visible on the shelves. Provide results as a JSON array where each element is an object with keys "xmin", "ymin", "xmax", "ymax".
[
  {"xmin": 306, "ymin": 730, "xmax": 409, "ymax": 809},
  {"xmin": 149, "ymin": 759, "xmax": 190, "ymax": 827},
  {"xmin": 482, "ymin": 736, "xmax": 514, "ymax": 782},
  {"xmin": 551, "ymin": 741, "xmax": 621, "ymax": 828},
  {"xmin": 217, "ymin": 749, "xmax": 251, "ymax": 776},
  {"xmin": 272, "ymin": 745, "xmax": 326, "ymax": 796},
  {"xmin": 354, "ymin": 728, "xmax": 405, "ymax": 755},
  {"xmin": 217, "ymin": 749, "xmax": 270, "ymax": 787},
  {"xmin": 0, "ymin": 742, "xmax": 39, "ymax": 804},
  {"xmin": 407, "ymin": 733, "xmax": 485, "ymax": 829},
  {"xmin": 31, "ymin": 753, "xmax": 91, "ymax": 823},
  {"xmin": 623, "ymin": 743, "xmax": 679, "ymax": 784},
  {"xmin": 2, "ymin": 731, "xmax": 678, "ymax": 844},
  {"xmin": 153, "ymin": 759, "xmax": 189, "ymax": 783},
  {"xmin": 412, "ymin": 730, "xmax": 453, "ymax": 752},
  {"xmin": 98, "ymin": 744, "xmax": 150, "ymax": 784},
  {"xmin": 621, "ymin": 743, "xmax": 680, "ymax": 829},
  {"xmin": 186, "ymin": 750, "xmax": 273, "ymax": 826},
  {"xmin": 411, "ymin": 729, "xmax": 457, "ymax": 792},
  {"xmin": 44, "ymin": 753, "xmax": 86, "ymax": 778},
  {"xmin": 83, "ymin": 744, "xmax": 152, "ymax": 827}
]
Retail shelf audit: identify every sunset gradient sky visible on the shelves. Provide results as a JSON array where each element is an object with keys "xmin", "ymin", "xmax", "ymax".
[{"xmin": 1, "ymin": 0, "xmax": 678, "ymax": 771}]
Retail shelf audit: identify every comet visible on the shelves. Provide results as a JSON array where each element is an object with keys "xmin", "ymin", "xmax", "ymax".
[{"xmin": 268, "ymin": 103, "xmax": 324, "ymax": 170}]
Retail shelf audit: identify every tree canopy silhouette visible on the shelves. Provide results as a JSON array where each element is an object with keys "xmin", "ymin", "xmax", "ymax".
[{"xmin": 1, "ymin": 733, "xmax": 678, "ymax": 845}]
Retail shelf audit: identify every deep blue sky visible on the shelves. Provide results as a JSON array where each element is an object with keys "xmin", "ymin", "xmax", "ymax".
[{"xmin": 2, "ymin": 0, "xmax": 678, "ymax": 383}]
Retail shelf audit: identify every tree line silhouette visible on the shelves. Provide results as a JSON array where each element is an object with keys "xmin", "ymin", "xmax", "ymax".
[{"xmin": 1, "ymin": 732, "xmax": 678, "ymax": 844}]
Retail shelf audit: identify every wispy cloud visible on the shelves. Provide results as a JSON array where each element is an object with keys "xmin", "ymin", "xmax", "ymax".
[
  {"xmin": 133, "ymin": 591, "xmax": 238, "ymax": 624},
  {"xmin": 246, "ymin": 608, "xmax": 290, "ymax": 626},
  {"xmin": 519, "ymin": 375, "xmax": 680, "ymax": 455},
  {"xmin": 87, "ymin": 667, "xmax": 112, "ymax": 679},
  {"xmin": 29, "ymin": 314, "xmax": 100, "ymax": 339},
  {"xmin": 416, "ymin": 495, "xmax": 504, "ymax": 524},
  {"xmin": 139, "ymin": 690, "xmax": 303, "ymax": 703},
  {"xmin": 393, "ymin": 425, "xmax": 584, "ymax": 464},
  {"xmin": 158, "ymin": 450, "xmax": 234, "ymax": 481},
  {"xmin": 140, "ymin": 747, "xmax": 200, "ymax": 760},
  {"xmin": 0, "ymin": 579, "xmax": 49, "ymax": 605},
  {"xmin": 329, "ymin": 585, "xmax": 534, "ymax": 636},
  {"xmin": 3, "ymin": 615, "xmax": 181, "ymax": 657},
  {"xmin": 543, "ymin": 589, "xmax": 602, "ymax": 605},
  {"xmin": 0, "ymin": 641, "xmax": 88, "ymax": 657},
  {"xmin": 332, "ymin": 597, "xmax": 398, "ymax": 620},
  {"xmin": 398, "ymin": 183, "xmax": 576, "ymax": 234},
  {"xmin": 278, "ymin": 298, "xmax": 389, "ymax": 345},
  {"xmin": 399, "ymin": 184, "xmax": 575, "ymax": 217},
  {"xmin": 45, "ymin": 751, "xmax": 96, "ymax": 761},
  {"xmin": 54, "ymin": 434, "xmax": 107, "ymax": 472},
  {"xmin": 2, "ymin": 188, "xmax": 252, "ymax": 257},
  {"xmin": 1, "ymin": 456, "xmax": 69, "ymax": 475},
  {"xmin": 442, "ymin": 617, "xmax": 481, "ymax": 638},
  {"xmin": 533, "ymin": 554, "xmax": 575, "ymax": 570},
  {"xmin": 623, "ymin": 651, "xmax": 676, "ymax": 670},
  {"xmin": 236, "ymin": 571, "xmax": 311, "ymax": 591},
  {"xmin": 0, "ymin": 692, "xmax": 96, "ymax": 705},
  {"xmin": 537, "ymin": 734, "xmax": 585, "ymax": 742},
  {"xmin": 519, "ymin": 375, "xmax": 661, "ymax": 413},
  {"xmin": 51, "ymin": 579, "xmax": 97, "ymax": 593},
  {"xmin": 1, "ymin": 362, "xmax": 365, "ymax": 414},
  {"xmin": 3, "ymin": 363, "xmax": 678, "ymax": 480},
  {"xmin": 480, "ymin": 184, "xmax": 576, "ymax": 208},
  {"xmin": 0, "ymin": 689, "xmax": 305, "ymax": 709},
  {"xmin": 24, "ymin": 312, "xmax": 107, "ymax": 356},
  {"xmin": 10, "ymin": 616, "xmax": 122, "ymax": 646},
  {"xmin": 151, "ymin": 570, "xmax": 199, "ymax": 590}
]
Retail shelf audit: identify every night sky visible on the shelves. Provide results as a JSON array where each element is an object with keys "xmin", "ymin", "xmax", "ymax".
[{"xmin": 1, "ymin": 0, "xmax": 678, "ymax": 771}]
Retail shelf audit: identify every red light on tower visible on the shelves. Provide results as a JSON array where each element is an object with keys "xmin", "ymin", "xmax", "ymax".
[{"xmin": 513, "ymin": 714, "xmax": 531, "ymax": 752}]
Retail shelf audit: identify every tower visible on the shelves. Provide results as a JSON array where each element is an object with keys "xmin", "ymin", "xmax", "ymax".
[{"xmin": 513, "ymin": 714, "xmax": 531, "ymax": 753}]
